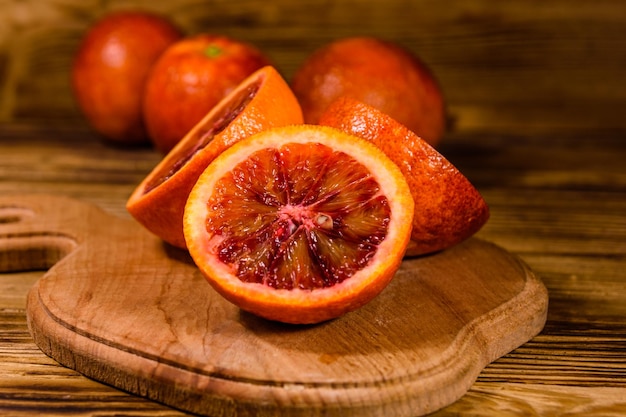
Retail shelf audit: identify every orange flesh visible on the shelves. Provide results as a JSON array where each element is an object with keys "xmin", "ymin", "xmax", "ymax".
[
  {"xmin": 143, "ymin": 83, "xmax": 260, "ymax": 193},
  {"xmin": 204, "ymin": 142, "xmax": 392, "ymax": 290}
]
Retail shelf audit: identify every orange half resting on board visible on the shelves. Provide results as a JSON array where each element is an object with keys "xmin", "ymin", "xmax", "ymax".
[
  {"xmin": 183, "ymin": 125, "xmax": 414, "ymax": 324},
  {"xmin": 126, "ymin": 66, "xmax": 303, "ymax": 248},
  {"xmin": 319, "ymin": 97, "xmax": 489, "ymax": 256}
]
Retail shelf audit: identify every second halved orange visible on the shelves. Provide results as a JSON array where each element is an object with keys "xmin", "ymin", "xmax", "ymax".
[
  {"xmin": 127, "ymin": 66, "xmax": 304, "ymax": 248},
  {"xmin": 319, "ymin": 97, "xmax": 489, "ymax": 256}
]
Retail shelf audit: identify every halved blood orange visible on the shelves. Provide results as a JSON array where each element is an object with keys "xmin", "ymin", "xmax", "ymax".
[
  {"xmin": 126, "ymin": 66, "xmax": 303, "ymax": 248},
  {"xmin": 319, "ymin": 97, "xmax": 489, "ymax": 256},
  {"xmin": 183, "ymin": 125, "xmax": 414, "ymax": 324}
]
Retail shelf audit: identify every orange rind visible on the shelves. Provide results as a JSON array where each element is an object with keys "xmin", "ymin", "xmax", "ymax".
[
  {"xmin": 319, "ymin": 96, "xmax": 489, "ymax": 256},
  {"xmin": 127, "ymin": 66, "xmax": 303, "ymax": 248}
]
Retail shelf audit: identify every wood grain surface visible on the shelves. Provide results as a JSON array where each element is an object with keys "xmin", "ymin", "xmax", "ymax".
[
  {"xmin": 0, "ymin": 193, "xmax": 546, "ymax": 416},
  {"xmin": 1, "ymin": 124, "xmax": 625, "ymax": 416}
]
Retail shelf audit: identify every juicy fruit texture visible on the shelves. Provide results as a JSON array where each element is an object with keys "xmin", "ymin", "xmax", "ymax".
[
  {"xmin": 208, "ymin": 144, "xmax": 390, "ymax": 289},
  {"xmin": 126, "ymin": 66, "xmax": 303, "ymax": 249},
  {"xmin": 183, "ymin": 125, "xmax": 414, "ymax": 324},
  {"xmin": 291, "ymin": 36, "xmax": 446, "ymax": 147},
  {"xmin": 319, "ymin": 97, "xmax": 489, "ymax": 256},
  {"xmin": 71, "ymin": 11, "xmax": 183, "ymax": 144},
  {"xmin": 143, "ymin": 34, "xmax": 272, "ymax": 153}
]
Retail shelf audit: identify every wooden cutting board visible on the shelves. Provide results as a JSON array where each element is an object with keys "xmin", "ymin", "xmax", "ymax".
[{"xmin": 0, "ymin": 194, "xmax": 548, "ymax": 417}]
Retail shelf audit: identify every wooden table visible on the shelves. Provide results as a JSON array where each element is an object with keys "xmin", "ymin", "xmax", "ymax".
[{"xmin": 1, "ymin": 122, "xmax": 624, "ymax": 416}]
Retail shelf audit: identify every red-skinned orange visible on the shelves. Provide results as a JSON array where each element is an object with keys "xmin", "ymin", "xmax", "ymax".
[
  {"xmin": 72, "ymin": 11, "xmax": 183, "ymax": 144},
  {"xmin": 143, "ymin": 34, "xmax": 272, "ymax": 153},
  {"xmin": 291, "ymin": 36, "xmax": 446, "ymax": 147}
]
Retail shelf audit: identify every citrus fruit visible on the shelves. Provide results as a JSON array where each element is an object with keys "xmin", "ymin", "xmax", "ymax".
[
  {"xmin": 143, "ymin": 33, "xmax": 272, "ymax": 153},
  {"xmin": 126, "ymin": 66, "xmax": 303, "ymax": 249},
  {"xmin": 183, "ymin": 125, "xmax": 414, "ymax": 324},
  {"xmin": 319, "ymin": 97, "xmax": 489, "ymax": 256},
  {"xmin": 291, "ymin": 36, "xmax": 446, "ymax": 147},
  {"xmin": 71, "ymin": 10, "xmax": 183, "ymax": 144}
]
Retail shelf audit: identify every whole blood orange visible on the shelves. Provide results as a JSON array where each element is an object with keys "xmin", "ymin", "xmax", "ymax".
[
  {"xmin": 183, "ymin": 125, "xmax": 414, "ymax": 324},
  {"xmin": 319, "ymin": 97, "xmax": 489, "ymax": 256},
  {"xmin": 143, "ymin": 34, "xmax": 272, "ymax": 153},
  {"xmin": 71, "ymin": 11, "xmax": 183, "ymax": 144},
  {"xmin": 127, "ymin": 66, "xmax": 303, "ymax": 249},
  {"xmin": 291, "ymin": 36, "xmax": 446, "ymax": 147}
]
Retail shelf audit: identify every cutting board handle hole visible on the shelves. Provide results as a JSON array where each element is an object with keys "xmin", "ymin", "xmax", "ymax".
[
  {"xmin": 0, "ymin": 234, "xmax": 77, "ymax": 273},
  {"xmin": 0, "ymin": 206, "xmax": 35, "ymax": 224}
]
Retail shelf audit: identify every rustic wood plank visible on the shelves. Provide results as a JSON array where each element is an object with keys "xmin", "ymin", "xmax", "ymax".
[
  {"xmin": 0, "ymin": 271, "xmax": 40, "ymax": 309},
  {"xmin": 432, "ymin": 383, "xmax": 626, "ymax": 417},
  {"xmin": 0, "ymin": 124, "xmax": 157, "ymax": 218}
]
